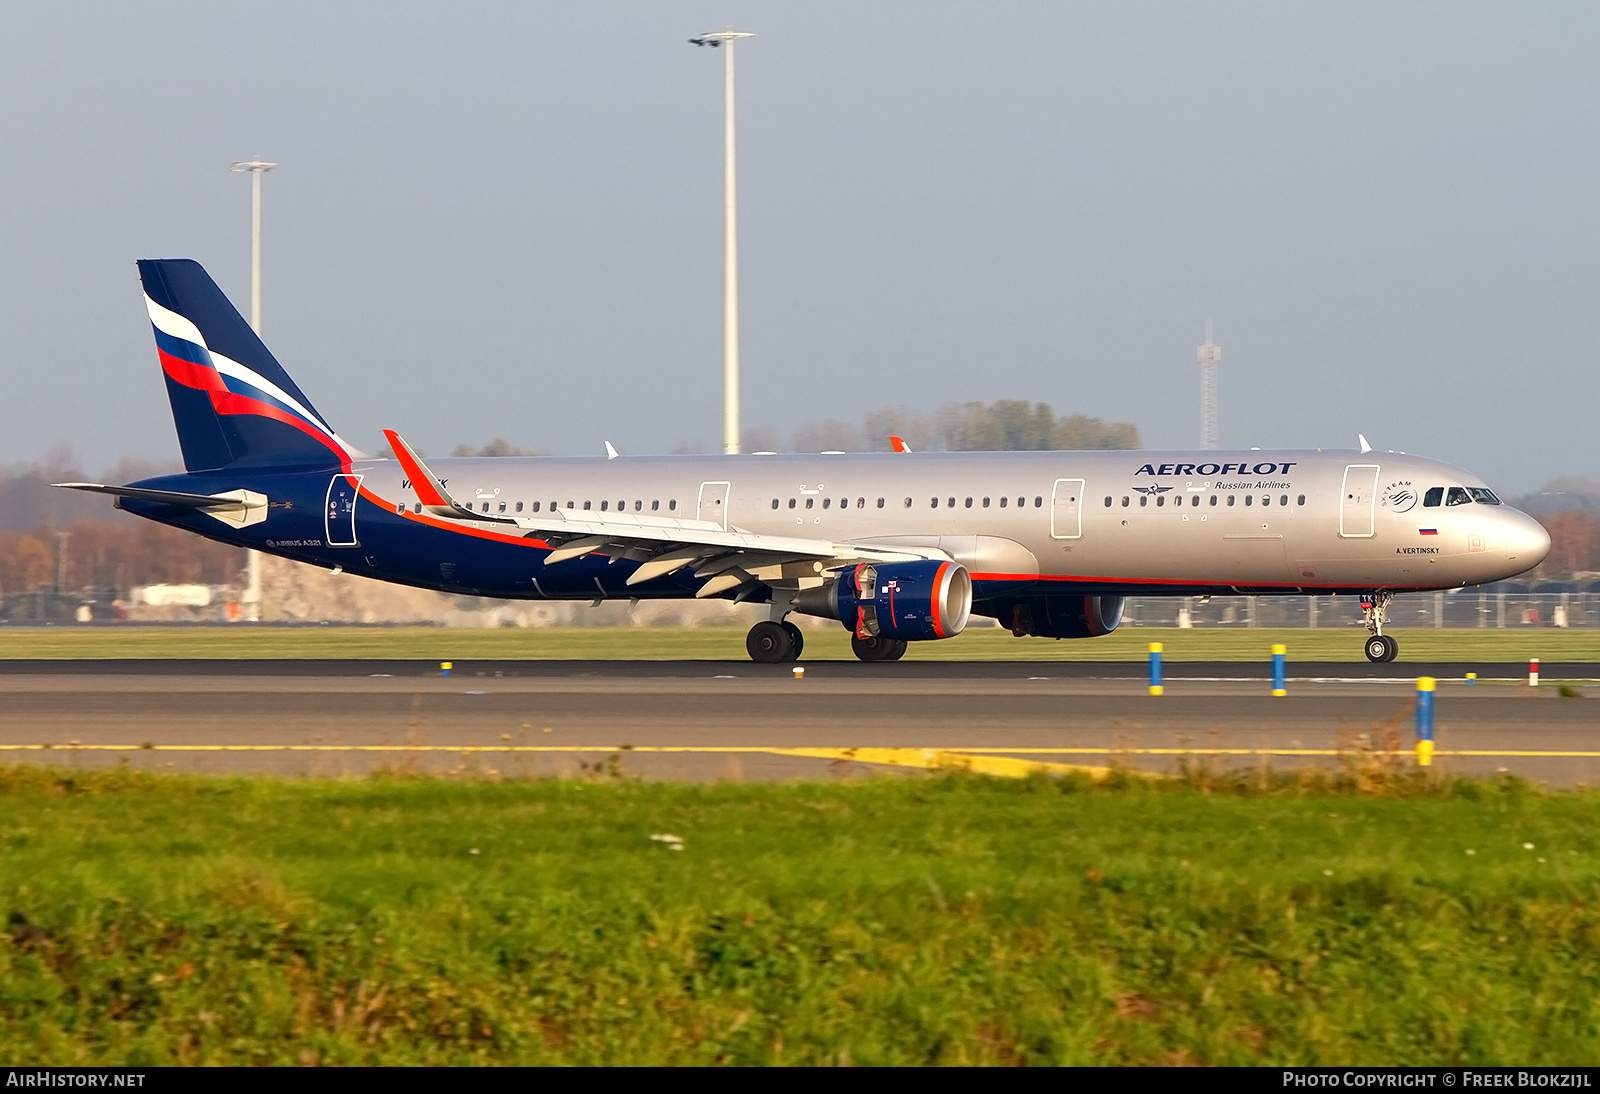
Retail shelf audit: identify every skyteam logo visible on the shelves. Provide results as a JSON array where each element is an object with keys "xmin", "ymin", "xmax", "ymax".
[{"xmin": 1381, "ymin": 480, "xmax": 1419, "ymax": 514}]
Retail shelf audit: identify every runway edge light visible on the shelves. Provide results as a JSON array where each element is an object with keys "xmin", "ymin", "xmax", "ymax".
[
  {"xmin": 1148, "ymin": 643, "xmax": 1163, "ymax": 697},
  {"xmin": 1272, "ymin": 644, "xmax": 1287, "ymax": 697}
]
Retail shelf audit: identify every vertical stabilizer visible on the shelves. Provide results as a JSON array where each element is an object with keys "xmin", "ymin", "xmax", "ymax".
[{"xmin": 137, "ymin": 258, "xmax": 351, "ymax": 471}]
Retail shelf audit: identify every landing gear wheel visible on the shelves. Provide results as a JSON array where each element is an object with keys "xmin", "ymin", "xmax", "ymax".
[
  {"xmin": 1364, "ymin": 634, "xmax": 1398, "ymax": 663},
  {"xmin": 851, "ymin": 634, "xmax": 908, "ymax": 662},
  {"xmin": 747, "ymin": 620, "xmax": 795, "ymax": 664},
  {"xmin": 780, "ymin": 621, "xmax": 804, "ymax": 661}
]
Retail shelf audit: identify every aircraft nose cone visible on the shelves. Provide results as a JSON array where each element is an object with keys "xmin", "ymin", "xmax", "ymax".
[{"xmin": 1508, "ymin": 513, "xmax": 1551, "ymax": 569}]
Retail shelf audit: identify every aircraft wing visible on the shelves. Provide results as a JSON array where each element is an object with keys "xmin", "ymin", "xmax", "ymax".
[{"xmin": 383, "ymin": 431, "xmax": 947, "ymax": 597}]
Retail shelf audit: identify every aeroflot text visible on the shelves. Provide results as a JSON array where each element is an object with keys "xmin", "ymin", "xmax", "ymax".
[
  {"xmin": 1137, "ymin": 462, "xmax": 1297, "ymax": 477},
  {"xmin": 1283, "ymin": 1076, "xmax": 1591, "ymax": 1088}
]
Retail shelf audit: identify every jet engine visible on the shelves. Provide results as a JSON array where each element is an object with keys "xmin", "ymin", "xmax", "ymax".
[
  {"xmin": 795, "ymin": 560, "xmax": 972, "ymax": 641},
  {"xmin": 991, "ymin": 594, "xmax": 1126, "ymax": 639}
]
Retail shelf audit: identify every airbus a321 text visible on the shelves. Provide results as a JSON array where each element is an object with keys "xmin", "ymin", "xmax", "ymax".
[{"xmin": 60, "ymin": 260, "xmax": 1551, "ymax": 663}]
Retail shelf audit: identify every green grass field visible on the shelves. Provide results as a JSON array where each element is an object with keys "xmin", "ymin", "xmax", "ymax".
[
  {"xmin": 0, "ymin": 625, "xmax": 1591, "ymax": 662},
  {"xmin": 2, "ymin": 765, "xmax": 1598, "ymax": 1065}
]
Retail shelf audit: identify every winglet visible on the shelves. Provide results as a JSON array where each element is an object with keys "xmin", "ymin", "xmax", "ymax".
[
  {"xmin": 890, "ymin": 436, "xmax": 912, "ymax": 453},
  {"xmin": 1358, "ymin": 433, "xmax": 1373, "ymax": 454},
  {"xmin": 384, "ymin": 429, "xmax": 467, "ymax": 516},
  {"xmin": 604, "ymin": 441, "xmax": 619, "ymax": 460}
]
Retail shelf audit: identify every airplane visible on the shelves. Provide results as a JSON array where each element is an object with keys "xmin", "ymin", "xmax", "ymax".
[{"xmin": 58, "ymin": 259, "xmax": 1551, "ymax": 664}]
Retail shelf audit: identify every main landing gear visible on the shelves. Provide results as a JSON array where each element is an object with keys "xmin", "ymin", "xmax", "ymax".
[
  {"xmin": 851, "ymin": 634, "xmax": 907, "ymax": 662},
  {"xmin": 1361, "ymin": 592, "xmax": 1398, "ymax": 663},
  {"xmin": 746, "ymin": 619, "xmax": 805, "ymax": 664}
]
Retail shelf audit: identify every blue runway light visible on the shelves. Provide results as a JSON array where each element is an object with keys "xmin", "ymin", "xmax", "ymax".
[{"xmin": 1148, "ymin": 642, "xmax": 1163, "ymax": 697}]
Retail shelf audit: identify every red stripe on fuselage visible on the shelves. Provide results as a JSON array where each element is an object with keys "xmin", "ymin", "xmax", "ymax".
[{"xmin": 354, "ymin": 483, "xmax": 549, "ymax": 550}]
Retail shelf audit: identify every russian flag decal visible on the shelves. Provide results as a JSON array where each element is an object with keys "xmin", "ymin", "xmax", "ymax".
[{"xmin": 1419, "ymin": 528, "xmax": 1438, "ymax": 535}]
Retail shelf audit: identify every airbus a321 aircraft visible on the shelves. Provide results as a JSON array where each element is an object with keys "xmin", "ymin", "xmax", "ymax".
[{"xmin": 59, "ymin": 260, "xmax": 1551, "ymax": 664}]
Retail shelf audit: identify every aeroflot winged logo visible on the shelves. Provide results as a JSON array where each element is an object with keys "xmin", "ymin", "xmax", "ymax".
[
  {"xmin": 1132, "ymin": 484, "xmax": 1173, "ymax": 496},
  {"xmin": 1135, "ymin": 461, "xmax": 1298, "ymax": 476}
]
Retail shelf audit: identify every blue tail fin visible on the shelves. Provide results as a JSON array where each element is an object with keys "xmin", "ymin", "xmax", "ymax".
[{"xmin": 137, "ymin": 259, "xmax": 353, "ymax": 471}]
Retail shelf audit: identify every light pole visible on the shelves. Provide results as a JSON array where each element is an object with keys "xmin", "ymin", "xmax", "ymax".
[
  {"xmin": 689, "ymin": 30, "xmax": 754, "ymax": 455},
  {"xmin": 229, "ymin": 157, "xmax": 278, "ymax": 620}
]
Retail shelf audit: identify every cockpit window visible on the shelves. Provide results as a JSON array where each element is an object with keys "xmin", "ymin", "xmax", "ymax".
[
  {"xmin": 1446, "ymin": 487, "xmax": 1472, "ymax": 506},
  {"xmin": 1467, "ymin": 487, "xmax": 1502, "ymax": 505},
  {"xmin": 1423, "ymin": 487, "xmax": 1444, "ymax": 507}
]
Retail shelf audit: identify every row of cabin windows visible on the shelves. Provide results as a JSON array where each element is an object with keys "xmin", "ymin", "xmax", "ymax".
[
  {"xmin": 1103, "ymin": 493, "xmax": 1307, "ymax": 508},
  {"xmin": 406, "ymin": 499, "xmax": 679, "ymax": 515},
  {"xmin": 767, "ymin": 495, "xmax": 1047, "ymax": 511}
]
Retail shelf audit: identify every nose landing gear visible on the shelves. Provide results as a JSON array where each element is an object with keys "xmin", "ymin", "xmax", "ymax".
[{"xmin": 1361, "ymin": 592, "xmax": 1398, "ymax": 663}]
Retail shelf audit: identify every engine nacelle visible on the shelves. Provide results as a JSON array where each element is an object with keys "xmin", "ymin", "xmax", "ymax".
[
  {"xmin": 991, "ymin": 595, "xmax": 1125, "ymax": 639},
  {"xmin": 804, "ymin": 561, "xmax": 972, "ymax": 641}
]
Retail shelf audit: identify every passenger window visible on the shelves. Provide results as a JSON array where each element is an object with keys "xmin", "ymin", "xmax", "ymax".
[
  {"xmin": 515, "ymin": 501, "xmax": 524, "ymax": 513},
  {"xmin": 532, "ymin": 501, "xmax": 541, "ymax": 513},
  {"xmin": 1104, "ymin": 496, "xmax": 1113, "ymax": 507},
  {"xmin": 877, "ymin": 498, "xmax": 886, "ymax": 508},
  {"xmin": 965, "ymin": 497, "xmax": 973, "ymax": 508},
  {"xmin": 1423, "ymin": 487, "xmax": 1444, "ymax": 507},
  {"xmin": 788, "ymin": 498, "xmax": 796, "ymax": 509},
  {"xmin": 806, "ymin": 498, "xmax": 814, "ymax": 509},
  {"xmin": 1297, "ymin": 495, "xmax": 1305, "ymax": 506},
  {"xmin": 823, "ymin": 498, "xmax": 831, "ymax": 509},
  {"xmin": 652, "ymin": 500, "xmax": 660, "ymax": 511},
  {"xmin": 565, "ymin": 501, "xmax": 573, "ymax": 509},
  {"xmin": 1244, "ymin": 496, "xmax": 1253, "ymax": 507},
  {"xmin": 1446, "ymin": 487, "xmax": 1472, "ymax": 506},
  {"xmin": 1156, "ymin": 495, "xmax": 1165, "ymax": 507},
  {"xmin": 983, "ymin": 497, "xmax": 991, "ymax": 508},
  {"xmin": 903, "ymin": 497, "xmax": 912, "ymax": 507},
  {"xmin": 1280, "ymin": 495, "xmax": 1288, "ymax": 506},
  {"xmin": 635, "ymin": 501, "xmax": 642, "ymax": 511},
  {"xmin": 498, "ymin": 502, "xmax": 507, "ymax": 513},
  {"xmin": 669, "ymin": 500, "xmax": 677, "ymax": 511},
  {"xmin": 1468, "ymin": 488, "xmax": 1501, "ymax": 505},
  {"xmin": 584, "ymin": 501, "xmax": 592, "ymax": 510},
  {"xmin": 1000, "ymin": 496, "xmax": 1008, "ymax": 507},
  {"xmin": 618, "ymin": 500, "xmax": 625, "ymax": 511},
  {"xmin": 481, "ymin": 502, "xmax": 490, "ymax": 512},
  {"xmin": 1209, "ymin": 495, "xmax": 1217, "ymax": 507},
  {"xmin": 931, "ymin": 497, "xmax": 939, "ymax": 508},
  {"xmin": 858, "ymin": 498, "xmax": 866, "ymax": 508},
  {"xmin": 1034, "ymin": 496, "xmax": 1043, "ymax": 507},
  {"xmin": 1227, "ymin": 496, "xmax": 1235, "ymax": 507},
  {"xmin": 600, "ymin": 501, "xmax": 608, "ymax": 511},
  {"xmin": 1018, "ymin": 497, "xmax": 1026, "ymax": 508},
  {"xmin": 771, "ymin": 499, "xmax": 779, "ymax": 510},
  {"xmin": 413, "ymin": 502, "xmax": 422, "ymax": 513},
  {"xmin": 1140, "ymin": 496, "xmax": 1148, "ymax": 507},
  {"xmin": 396, "ymin": 502, "xmax": 404, "ymax": 514},
  {"xmin": 949, "ymin": 497, "xmax": 957, "ymax": 508},
  {"xmin": 1190, "ymin": 495, "xmax": 1199, "ymax": 507},
  {"xmin": 1122, "ymin": 496, "xmax": 1130, "ymax": 507}
]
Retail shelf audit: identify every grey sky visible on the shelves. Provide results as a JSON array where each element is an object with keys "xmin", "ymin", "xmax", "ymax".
[{"xmin": 1, "ymin": 2, "xmax": 1595, "ymax": 491}]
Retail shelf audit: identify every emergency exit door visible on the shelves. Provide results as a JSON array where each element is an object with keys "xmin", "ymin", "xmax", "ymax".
[{"xmin": 1051, "ymin": 478, "xmax": 1084, "ymax": 539}]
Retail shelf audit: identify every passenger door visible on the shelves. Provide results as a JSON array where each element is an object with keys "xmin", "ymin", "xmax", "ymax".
[
  {"xmin": 325, "ymin": 474, "xmax": 362, "ymax": 547},
  {"xmin": 1339, "ymin": 464, "xmax": 1380, "ymax": 538}
]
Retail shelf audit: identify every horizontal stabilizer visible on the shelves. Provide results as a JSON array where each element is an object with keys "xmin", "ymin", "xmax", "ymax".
[{"xmin": 53, "ymin": 482, "xmax": 268, "ymax": 529}]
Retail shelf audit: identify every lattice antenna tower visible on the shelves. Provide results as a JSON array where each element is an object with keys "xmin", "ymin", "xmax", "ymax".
[{"xmin": 1198, "ymin": 320, "xmax": 1221, "ymax": 449}]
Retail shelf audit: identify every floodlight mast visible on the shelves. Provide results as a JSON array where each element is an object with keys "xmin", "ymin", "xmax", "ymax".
[
  {"xmin": 229, "ymin": 157, "xmax": 278, "ymax": 621},
  {"xmin": 1198, "ymin": 320, "xmax": 1221, "ymax": 450},
  {"xmin": 689, "ymin": 30, "xmax": 754, "ymax": 455}
]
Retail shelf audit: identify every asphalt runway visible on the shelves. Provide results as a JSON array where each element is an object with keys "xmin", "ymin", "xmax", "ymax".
[{"xmin": 0, "ymin": 663, "xmax": 1595, "ymax": 785}]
